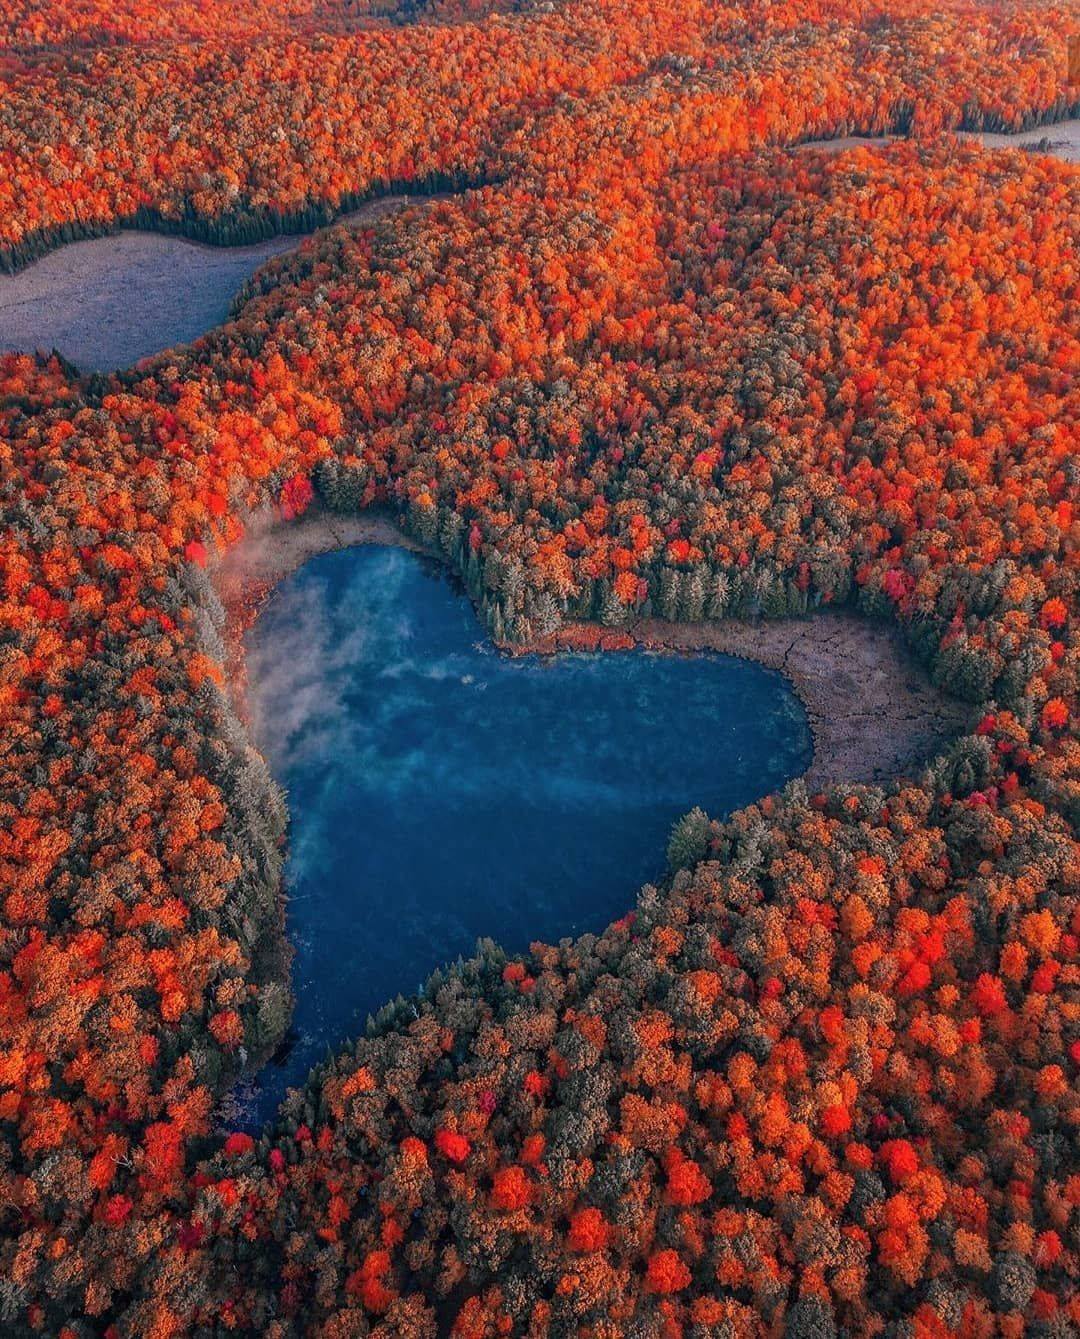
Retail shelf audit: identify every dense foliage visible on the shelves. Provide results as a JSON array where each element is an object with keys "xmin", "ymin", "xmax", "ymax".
[
  {"xmin": 0, "ymin": 0, "xmax": 1074, "ymax": 268},
  {"xmin": 0, "ymin": 1, "xmax": 1078, "ymax": 1335}
]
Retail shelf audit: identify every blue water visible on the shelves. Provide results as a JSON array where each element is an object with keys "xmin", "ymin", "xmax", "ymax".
[{"xmin": 240, "ymin": 544, "xmax": 812, "ymax": 1123}]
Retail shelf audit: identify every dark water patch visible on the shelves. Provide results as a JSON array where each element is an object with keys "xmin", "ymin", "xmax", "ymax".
[{"xmin": 239, "ymin": 545, "xmax": 812, "ymax": 1124}]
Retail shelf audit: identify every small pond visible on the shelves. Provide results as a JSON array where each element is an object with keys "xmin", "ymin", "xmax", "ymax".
[
  {"xmin": 240, "ymin": 545, "xmax": 812, "ymax": 1123},
  {"xmin": 0, "ymin": 230, "xmax": 301, "ymax": 372},
  {"xmin": 0, "ymin": 196, "xmax": 419, "ymax": 372}
]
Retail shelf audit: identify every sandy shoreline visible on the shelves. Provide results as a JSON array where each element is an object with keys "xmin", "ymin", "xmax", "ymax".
[{"xmin": 217, "ymin": 508, "xmax": 970, "ymax": 792}]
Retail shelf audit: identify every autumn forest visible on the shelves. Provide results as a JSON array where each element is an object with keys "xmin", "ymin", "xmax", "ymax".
[{"xmin": 0, "ymin": 1, "xmax": 1078, "ymax": 1336}]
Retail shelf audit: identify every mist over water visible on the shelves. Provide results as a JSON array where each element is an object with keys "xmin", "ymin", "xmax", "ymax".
[{"xmin": 240, "ymin": 545, "xmax": 812, "ymax": 1123}]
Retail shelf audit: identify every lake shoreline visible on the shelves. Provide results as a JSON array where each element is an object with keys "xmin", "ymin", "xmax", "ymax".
[
  {"xmin": 213, "ymin": 501, "xmax": 968, "ymax": 1126},
  {"xmin": 232, "ymin": 539, "xmax": 815, "ymax": 1123},
  {"xmin": 0, "ymin": 171, "xmax": 475, "ymax": 276},
  {"xmin": 516, "ymin": 614, "xmax": 969, "ymax": 790},
  {"xmin": 216, "ymin": 506, "xmax": 970, "ymax": 792}
]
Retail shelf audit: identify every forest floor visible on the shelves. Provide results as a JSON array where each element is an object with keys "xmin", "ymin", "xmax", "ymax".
[{"xmin": 218, "ymin": 507, "xmax": 972, "ymax": 793}]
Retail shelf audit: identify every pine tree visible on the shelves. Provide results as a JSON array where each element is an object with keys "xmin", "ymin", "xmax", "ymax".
[
  {"xmin": 667, "ymin": 807, "xmax": 712, "ymax": 871},
  {"xmin": 681, "ymin": 567, "xmax": 707, "ymax": 621},
  {"xmin": 658, "ymin": 568, "xmax": 682, "ymax": 622},
  {"xmin": 599, "ymin": 579, "xmax": 627, "ymax": 627},
  {"xmin": 706, "ymin": 571, "xmax": 731, "ymax": 620},
  {"xmin": 439, "ymin": 510, "xmax": 465, "ymax": 562},
  {"xmin": 408, "ymin": 496, "xmax": 439, "ymax": 546}
]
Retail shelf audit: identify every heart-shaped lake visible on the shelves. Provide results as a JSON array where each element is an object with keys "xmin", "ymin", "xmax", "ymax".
[{"xmin": 240, "ymin": 544, "xmax": 812, "ymax": 1122}]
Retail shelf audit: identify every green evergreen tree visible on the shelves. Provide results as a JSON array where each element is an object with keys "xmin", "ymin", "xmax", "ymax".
[
  {"xmin": 667, "ymin": 806, "xmax": 713, "ymax": 871},
  {"xmin": 681, "ymin": 567, "xmax": 707, "ymax": 621},
  {"xmin": 706, "ymin": 571, "xmax": 731, "ymax": 620},
  {"xmin": 658, "ymin": 567, "xmax": 682, "ymax": 621}
]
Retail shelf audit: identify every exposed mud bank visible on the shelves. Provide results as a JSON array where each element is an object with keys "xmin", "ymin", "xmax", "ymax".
[{"xmin": 518, "ymin": 615, "xmax": 970, "ymax": 791}]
